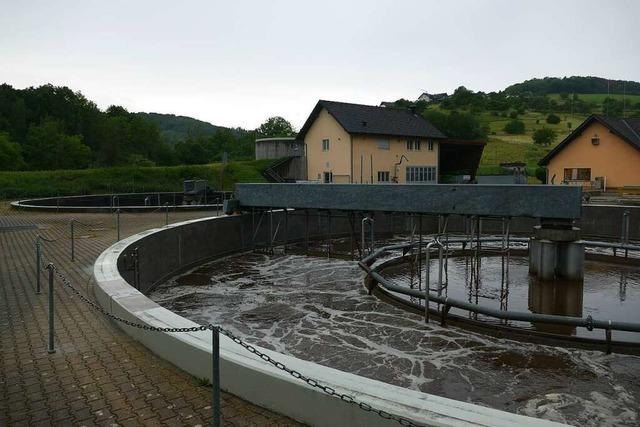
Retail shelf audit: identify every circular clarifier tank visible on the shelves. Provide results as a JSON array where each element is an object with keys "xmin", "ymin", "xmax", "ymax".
[{"xmin": 149, "ymin": 249, "xmax": 640, "ymax": 426}]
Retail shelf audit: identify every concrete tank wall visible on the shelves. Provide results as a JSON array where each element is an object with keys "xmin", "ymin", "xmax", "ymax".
[{"xmin": 94, "ymin": 213, "xmax": 557, "ymax": 427}]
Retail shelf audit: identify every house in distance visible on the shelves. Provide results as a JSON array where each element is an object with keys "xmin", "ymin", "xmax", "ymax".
[
  {"xmin": 297, "ymin": 100, "xmax": 484, "ymax": 184},
  {"xmin": 539, "ymin": 115, "xmax": 640, "ymax": 190}
]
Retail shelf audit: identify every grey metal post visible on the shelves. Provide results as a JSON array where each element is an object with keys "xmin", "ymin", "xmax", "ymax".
[
  {"xmin": 212, "ymin": 326, "xmax": 220, "ymax": 427},
  {"xmin": 305, "ymin": 210, "xmax": 309, "ymax": 254},
  {"xmin": 36, "ymin": 237, "xmax": 42, "ymax": 294},
  {"xmin": 70, "ymin": 220, "xmax": 75, "ymax": 262},
  {"xmin": 165, "ymin": 203, "xmax": 169, "ymax": 226},
  {"xmin": 623, "ymin": 210, "xmax": 630, "ymax": 257},
  {"xmin": 47, "ymin": 264, "xmax": 56, "ymax": 354},
  {"xmin": 425, "ymin": 247, "xmax": 430, "ymax": 323},
  {"xmin": 116, "ymin": 209, "xmax": 121, "ymax": 242}
]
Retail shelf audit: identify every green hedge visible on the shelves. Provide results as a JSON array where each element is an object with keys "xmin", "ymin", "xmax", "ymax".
[{"xmin": 0, "ymin": 160, "xmax": 272, "ymax": 200}]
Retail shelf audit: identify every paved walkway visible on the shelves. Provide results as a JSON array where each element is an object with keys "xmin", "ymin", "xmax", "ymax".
[{"xmin": 0, "ymin": 204, "xmax": 301, "ymax": 426}]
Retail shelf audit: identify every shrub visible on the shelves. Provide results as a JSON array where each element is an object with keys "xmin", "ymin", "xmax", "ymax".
[
  {"xmin": 503, "ymin": 119, "xmax": 525, "ymax": 135},
  {"xmin": 535, "ymin": 167, "xmax": 547, "ymax": 183},
  {"xmin": 532, "ymin": 128, "xmax": 557, "ymax": 146},
  {"xmin": 509, "ymin": 111, "xmax": 518, "ymax": 119},
  {"xmin": 567, "ymin": 122, "xmax": 572, "ymax": 129},
  {"xmin": 546, "ymin": 113, "xmax": 561, "ymax": 124}
]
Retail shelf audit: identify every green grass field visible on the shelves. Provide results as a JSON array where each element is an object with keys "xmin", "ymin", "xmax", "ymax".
[
  {"xmin": 547, "ymin": 93, "xmax": 640, "ymax": 104},
  {"xmin": 0, "ymin": 159, "xmax": 271, "ymax": 200}
]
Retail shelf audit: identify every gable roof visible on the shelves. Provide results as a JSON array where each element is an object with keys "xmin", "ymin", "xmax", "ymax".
[
  {"xmin": 539, "ymin": 115, "xmax": 640, "ymax": 165},
  {"xmin": 297, "ymin": 100, "xmax": 446, "ymax": 141}
]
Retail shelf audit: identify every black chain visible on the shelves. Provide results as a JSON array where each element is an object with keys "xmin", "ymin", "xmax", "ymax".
[{"xmin": 45, "ymin": 262, "xmax": 422, "ymax": 427}]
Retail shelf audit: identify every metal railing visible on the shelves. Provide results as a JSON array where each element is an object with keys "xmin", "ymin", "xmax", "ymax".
[
  {"xmin": 34, "ymin": 243, "xmax": 422, "ymax": 427},
  {"xmin": 360, "ymin": 237, "xmax": 640, "ymax": 353}
]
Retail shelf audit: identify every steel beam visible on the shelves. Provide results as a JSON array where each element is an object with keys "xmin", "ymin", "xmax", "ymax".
[{"xmin": 234, "ymin": 184, "xmax": 581, "ymax": 219}]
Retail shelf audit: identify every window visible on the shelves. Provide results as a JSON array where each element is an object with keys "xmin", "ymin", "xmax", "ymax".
[
  {"xmin": 323, "ymin": 171, "xmax": 333, "ymax": 183},
  {"xmin": 322, "ymin": 139, "xmax": 330, "ymax": 151},
  {"xmin": 377, "ymin": 171, "xmax": 390, "ymax": 182},
  {"xmin": 406, "ymin": 166, "xmax": 437, "ymax": 183},
  {"xmin": 591, "ymin": 135, "xmax": 600, "ymax": 145},
  {"xmin": 563, "ymin": 168, "xmax": 591, "ymax": 181},
  {"xmin": 377, "ymin": 139, "xmax": 390, "ymax": 150},
  {"xmin": 577, "ymin": 168, "xmax": 591, "ymax": 181},
  {"xmin": 406, "ymin": 139, "xmax": 421, "ymax": 150},
  {"xmin": 427, "ymin": 140, "xmax": 434, "ymax": 151}
]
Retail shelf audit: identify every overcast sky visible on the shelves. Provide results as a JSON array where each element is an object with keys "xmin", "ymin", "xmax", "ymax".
[{"xmin": 1, "ymin": 0, "xmax": 638, "ymax": 129}]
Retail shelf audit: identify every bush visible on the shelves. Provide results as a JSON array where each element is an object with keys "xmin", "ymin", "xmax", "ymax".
[
  {"xmin": 509, "ymin": 111, "xmax": 518, "ymax": 119},
  {"xmin": 567, "ymin": 122, "xmax": 572, "ymax": 129},
  {"xmin": 503, "ymin": 119, "xmax": 525, "ymax": 135},
  {"xmin": 546, "ymin": 113, "xmax": 561, "ymax": 124},
  {"xmin": 535, "ymin": 167, "xmax": 547, "ymax": 183},
  {"xmin": 532, "ymin": 128, "xmax": 557, "ymax": 146},
  {"xmin": 536, "ymin": 118, "xmax": 540, "ymax": 124}
]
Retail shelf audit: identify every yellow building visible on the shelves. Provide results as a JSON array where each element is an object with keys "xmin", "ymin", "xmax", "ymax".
[
  {"xmin": 539, "ymin": 115, "xmax": 640, "ymax": 190},
  {"xmin": 298, "ymin": 100, "xmax": 456, "ymax": 184}
]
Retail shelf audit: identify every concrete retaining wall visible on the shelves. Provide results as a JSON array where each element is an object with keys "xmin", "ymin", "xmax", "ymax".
[{"xmin": 93, "ymin": 213, "xmax": 563, "ymax": 427}]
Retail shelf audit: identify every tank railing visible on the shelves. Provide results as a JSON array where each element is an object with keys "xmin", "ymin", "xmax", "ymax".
[
  {"xmin": 366, "ymin": 266, "xmax": 640, "ymax": 346},
  {"xmin": 424, "ymin": 238, "xmax": 444, "ymax": 323},
  {"xmin": 360, "ymin": 215, "xmax": 375, "ymax": 258}
]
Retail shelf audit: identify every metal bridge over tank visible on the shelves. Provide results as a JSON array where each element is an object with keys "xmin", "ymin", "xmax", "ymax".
[{"xmin": 228, "ymin": 183, "xmax": 584, "ymax": 280}]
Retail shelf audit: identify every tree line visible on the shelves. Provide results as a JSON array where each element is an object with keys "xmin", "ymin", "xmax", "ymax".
[{"xmin": 0, "ymin": 84, "xmax": 296, "ymax": 171}]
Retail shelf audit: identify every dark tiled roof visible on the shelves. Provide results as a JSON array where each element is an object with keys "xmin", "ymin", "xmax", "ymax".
[
  {"xmin": 539, "ymin": 115, "xmax": 640, "ymax": 165},
  {"xmin": 297, "ymin": 100, "xmax": 446, "ymax": 140}
]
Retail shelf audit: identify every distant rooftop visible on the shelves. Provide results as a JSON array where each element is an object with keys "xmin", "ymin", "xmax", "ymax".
[{"xmin": 298, "ymin": 100, "xmax": 446, "ymax": 140}]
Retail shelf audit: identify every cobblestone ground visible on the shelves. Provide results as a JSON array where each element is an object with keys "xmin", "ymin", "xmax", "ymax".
[{"xmin": 0, "ymin": 204, "xmax": 302, "ymax": 426}]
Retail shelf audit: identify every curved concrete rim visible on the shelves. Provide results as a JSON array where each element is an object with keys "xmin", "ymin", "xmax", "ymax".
[
  {"xmin": 93, "ymin": 215, "xmax": 564, "ymax": 427},
  {"xmin": 11, "ymin": 192, "xmax": 222, "ymax": 212}
]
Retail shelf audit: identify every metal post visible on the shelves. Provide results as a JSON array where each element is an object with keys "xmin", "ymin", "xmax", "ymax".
[
  {"xmin": 327, "ymin": 210, "xmax": 332, "ymax": 258},
  {"xmin": 425, "ymin": 247, "xmax": 430, "ymax": 323},
  {"xmin": 284, "ymin": 208, "xmax": 288, "ymax": 253},
  {"xmin": 211, "ymin": 326, "xmax": 221, "ymax": 427},
  {"xmin": 305, "ymin": 210, "xmax": 309, "ymax": 254},
  {"xmin": 47, "ymin": 264, "xmax": 56, "ymax": 354},
  {"xmin": 70, "ymin": 220, "xmax": 75, "ymax": 262},
  {"xmin": 418, "ymin": 216, "xmax": 422, "ymax": 291},
  {"xmin": 165, "ymin": 203, "xmax": 169, "ymax": 226},
  {"xmin": 623, "ymin": 210, "xmax": 630, "ymax": 258},
  {"xmin": 36, "ymin": 237, "xmax": 42, "ymax": 294},
  {"xmin": 116, "ymin": 209, "xmax": 121, "ymax": 242}
]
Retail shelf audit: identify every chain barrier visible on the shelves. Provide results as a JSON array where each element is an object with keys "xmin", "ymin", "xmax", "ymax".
[{"xmin": 44, "ymin": 261, "xmax": 422, "ymax": 427}]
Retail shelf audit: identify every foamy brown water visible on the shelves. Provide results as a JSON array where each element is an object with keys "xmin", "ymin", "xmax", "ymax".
[{"xmin": 150, "ymin": 251, "xmax": 640, "ymax": 426}]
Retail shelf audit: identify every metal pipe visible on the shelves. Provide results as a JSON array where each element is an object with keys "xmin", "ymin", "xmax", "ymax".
[
  {"xmin": 116, "ymin": 209, "xmax": 121, "ymax": 242},
  {"xmin": 70, "ymin": 220, "xmax": 75, "ymax": 262},
  {"xmin": 47, "ymin": 264, "xmax": 55, "ymax": 354},
  {"xmin": 369, "ymin": 270, "xmax": 640, "ymax": 333},
  {"xmin": 36, "ymin": 237, "xmax": 41, "ymax": 294},
  {"xmin": 212, "ymin": 326, "xmax": 220, "ymax": 427}
]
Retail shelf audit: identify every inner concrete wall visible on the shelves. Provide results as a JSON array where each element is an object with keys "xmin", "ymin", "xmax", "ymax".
[{"xmin": 95, "ymin": 213, "xmax": 557, "ymax": 427}]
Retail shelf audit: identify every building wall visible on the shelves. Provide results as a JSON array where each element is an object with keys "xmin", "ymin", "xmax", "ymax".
[
  {"xmin": 351, "ymin": 136, "xmax": 439, "ymax": 184},
  {"xmin": 547, "ymin": 122, "xmax": 640, "ymax": 188},
  {"xmin": 255, "ymin": 138, "xmax": 304, "ymax": 160},
  {"xmin": 304, "ymin": 108, "xmax": 352, "ymax": 183}
]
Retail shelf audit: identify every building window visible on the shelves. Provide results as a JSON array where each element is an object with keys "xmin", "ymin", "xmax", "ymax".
[
  {"xmin": 323, "ymin": 171, "xmax": 333, "ymax": 183},
  {"xmin": 406, "ymin": 139, "xmax": 421, "ymax": 151},
  {"xmin": 377, "ymin": 171, "xmax": 390, "ymax": 182},
  {"xmin": 377, "ymin": 139, "xmax": 390, "ymax": 150},
  {"xmin": 427, "ymin": 140, "xmax": 434, "ymax": 151},
  {"xmin": 577, "ymin": 168, "xmax": 591, "ymax": 181},
  {"xmin": 322, "ymin": 139, "xmax": 330, "ymax": 151},
  {"xmin": 563, "ymin": 168, "xmax": 591, "ymax": 181},
  {"xmin": 591, "ymin": 135, "xmax": 600, "ymax": 145},
  {"xmin": 406, "ymin": 166, "xmax": 437, "ymax": 183}
]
